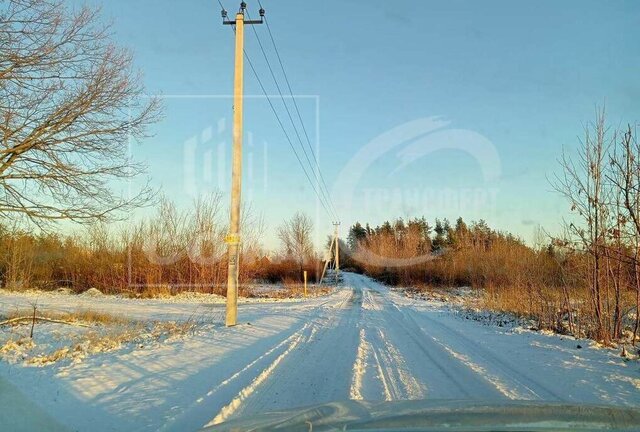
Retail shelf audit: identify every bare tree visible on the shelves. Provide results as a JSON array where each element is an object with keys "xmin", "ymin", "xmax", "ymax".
[
  {"xmin": 278, "ymin": 212, "xmax": 314, "ymax": 274},
  {"xmin": 608, "ymin": 125, "xmax": 640, "ymax": 343},
  {"xmin": 553, "ymin": 108, "xmax": 613, "ymax": 342},
  {"xmin": 0, "ymin": 0, "xmax": 161, "ymax": 226}
]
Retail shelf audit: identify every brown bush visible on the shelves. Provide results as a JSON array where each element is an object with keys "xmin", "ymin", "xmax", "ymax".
[{"xmin": 0, "ymin": 197, "xmax": 322, "ymax": 297}]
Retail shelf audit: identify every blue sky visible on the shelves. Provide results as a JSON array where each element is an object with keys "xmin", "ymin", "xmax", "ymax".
[{"xmin": 82, "ymin": 0, "xmax": 640, "ymax": 248}]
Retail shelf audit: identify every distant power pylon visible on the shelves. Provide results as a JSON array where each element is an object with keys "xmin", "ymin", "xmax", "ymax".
[{"xmin": 220, "ymin": 2, "xmax": 264, "ymax": 327}]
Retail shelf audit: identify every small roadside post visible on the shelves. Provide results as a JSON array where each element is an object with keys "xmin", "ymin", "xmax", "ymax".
[{"xmin": 303, "ymin": 271, "xmax": 308, "ymax": 297}]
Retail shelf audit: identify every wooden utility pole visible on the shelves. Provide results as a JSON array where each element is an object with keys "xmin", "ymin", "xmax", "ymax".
[
  {"xmin": 222, "ymin": 2, "xmax": 263, "ymax": 327},
  {"xmin": 318, "ymin": 236, "xmax": 334, "ymax": 286},
  {"xmin": 333, "ymin": 222, "xmax": 340, "ymax": 281},
  {"xmin": 319, "ymin": 224, "xmax": 341, "ymax": 286}
]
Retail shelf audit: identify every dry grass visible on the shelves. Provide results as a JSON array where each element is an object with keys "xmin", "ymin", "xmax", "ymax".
[
  {"xmin": 4, "ymin": 308, "xmax": 130, "ymax": 326},
  {"xmin": 29, "ymin": 320, "xmax": 195, "ymax": 366},
  {"xmin": 134, "ymin": 285, "xmax": 174, "ymax": 299},
  {"xmin": 240, "ymin": 279, "xmax": 333, "ymax": 299},
  {"xmin": 281, "ymin": 278, "xmax": 305, "ymax": 297},
  {"xmin": 0, "ymin": 312, "xmax": 196, "ymax": 366},
  {"xmin": 478, "ymin": 284, "xmax": 639, "ymax": 342}
]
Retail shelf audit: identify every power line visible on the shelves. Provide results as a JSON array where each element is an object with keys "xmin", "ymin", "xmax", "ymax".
[
  {"xmin": 257, "ymin": 1, "xmax": 335, "ymax": 213},
  {"xmin": 244, "ymin": 51, "xmax": 336, "ymax": 220},
  {"xmin": 219, "ymin": 3, "xmax": 338, "ymax": 220},
  {"xmin": 256, "ymin": 1, "xmax": 339, "ymax": 221},
  {"xmin": 222, "ymin": 22, "xmax": 336, "ymax": 220},
  {"xmin": 245, "ymin": 8, "xmax": 339, "ymax": 222}
]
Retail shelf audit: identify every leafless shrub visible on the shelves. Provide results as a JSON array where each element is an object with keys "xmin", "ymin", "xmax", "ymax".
[
  {"xmin": 0, "ymin": 194, "xmax": 290, "ymax": 296},
  {"xmin": 277, "ymin": 212, "xmax": 314, "ymax": 277},
  {"xmin": 552, "ymin": 108, "xmax": 640, "ymax": 343}
]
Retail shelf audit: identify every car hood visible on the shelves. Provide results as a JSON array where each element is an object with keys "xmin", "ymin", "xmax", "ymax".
[{"xmin": 203, "ymin": 399, "xmax": 640, "ymax": 431}]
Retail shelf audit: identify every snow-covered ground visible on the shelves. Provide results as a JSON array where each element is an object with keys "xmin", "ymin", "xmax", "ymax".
[{"xmin": 0, "ymin": 272, "xmax": 639, "ymax": 431}]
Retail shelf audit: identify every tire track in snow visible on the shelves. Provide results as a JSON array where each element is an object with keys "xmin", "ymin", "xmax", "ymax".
[
  {"xmin": 361, "ymin": 276, "xmax": 528, "ymax": 400},
  {"xmin": 349, "ymin": 286, "xmax": 400, "ymax": 402},
  {"xmin": 368, "ymin": 298, "xmax": 471, "ymax": 396},
  {"xmin": 360, "ymin": 279, "xmax": 503, "ymax": 399},
  {"xmin": 364, "ymin": 282, "xmax": 562, "ymax": 400},
  {"xmin": 373, "ymin": 328, "xmax": 426, "ymax": 399},
  {"xmin": 359, "ymin": 287, "xmax": 427, "ymax": 400},
  {"xmin": 410, "ymin": 310, "xmax": 564, "ymax": 401},
  {"xmin": 202, "ymin": 323, "xmax": 312, "ymax": 401},
  {"xmin": 369, "ymin": 341, "xmax": 393, "ymax": 401},
  {"xmin": 208, "ymin": 325, "xmax": 309, "ymax": 425},
  {"xmin": 213, "ymin": 287, "xmax": 358, "ymax": 418},
  {"xmin": 361, "ymin": 286, "xmax": 383, "ymax": 311},
  {"xmin": 427, "ymin": 334, "xmax": 522, "ymax": 399},
  {"xmin": 349, "ymin": 328, "xmax": 369, "ymax": 400},
  {"xmin": 351, "ymin": 288, "xmax": 391, "ymax": 400},
  {"xmin": 202, "ymin": 290, "xmax": 355, "ymax": 427},
  {"xmin": 361, "ymin": 276, "xmax": 565, "ymax": 401}
]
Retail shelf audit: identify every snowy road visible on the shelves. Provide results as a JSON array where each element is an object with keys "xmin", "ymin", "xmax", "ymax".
[{"xmin": 1, "ymin": 272, "xmax": 639, "ymax": 431}]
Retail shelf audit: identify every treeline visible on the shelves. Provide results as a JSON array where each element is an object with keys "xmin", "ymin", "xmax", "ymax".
[
  {"xmin": 346, "ymin": 217, "xmax": 559, "ymax": 287},
  {"xmin": 0, "ymin": 196, "xmax": 321, "ymax": 297}
]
